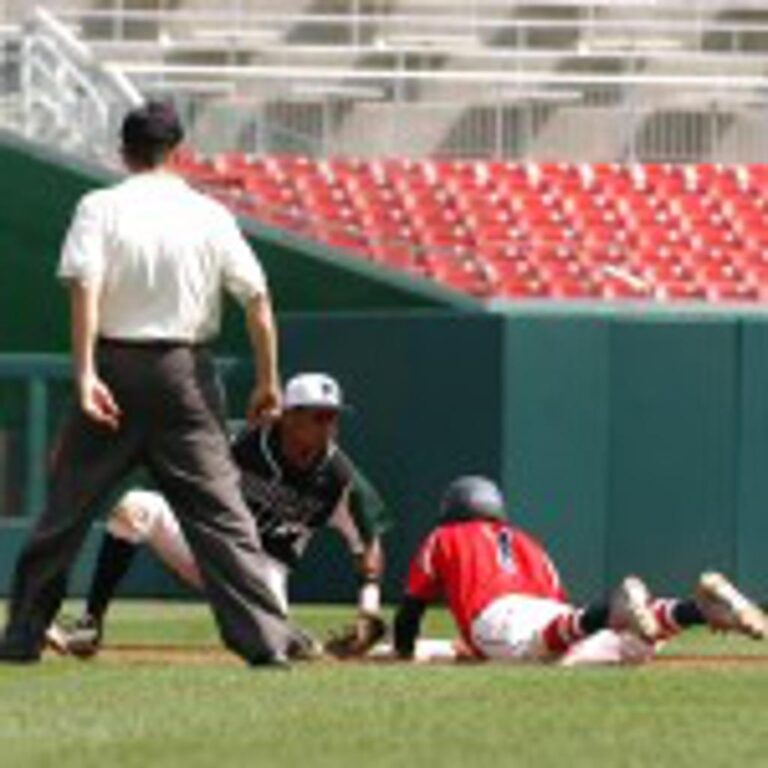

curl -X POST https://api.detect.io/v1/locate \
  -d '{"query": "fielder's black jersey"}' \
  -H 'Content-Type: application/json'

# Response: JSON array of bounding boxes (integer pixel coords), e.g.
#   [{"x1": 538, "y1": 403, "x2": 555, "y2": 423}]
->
[{"x1": 231, "y1": 424, "x2": 391, "y2": 568}]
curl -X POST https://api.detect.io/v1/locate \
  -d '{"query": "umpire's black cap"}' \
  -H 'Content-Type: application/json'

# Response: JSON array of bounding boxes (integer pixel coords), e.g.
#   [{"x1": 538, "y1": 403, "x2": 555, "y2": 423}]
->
[
  {"x1": 439, "y1": 475, "x2": 507, "y2": 524},
  {"x1": 121, "y1": 100, "x2": 184, "y2": 155}
]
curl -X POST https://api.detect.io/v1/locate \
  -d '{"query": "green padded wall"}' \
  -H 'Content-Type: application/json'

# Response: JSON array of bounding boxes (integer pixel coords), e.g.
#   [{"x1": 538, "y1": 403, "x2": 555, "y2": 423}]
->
[
  {"x1": 0, "y1": 140, "x2": 98, "y2": 352},
  {"x1": 6, "y1": 313, "x2": 768, "y2": 605},
  {"x1": 607, "y1": 319, "x2": 739, "y2": 594},
  {"x1": 736, "y1": 319, "x2": 768, "y2": 596},
  {"x1": 501, "y1": 316, "x2": 610, "y2": 599}
]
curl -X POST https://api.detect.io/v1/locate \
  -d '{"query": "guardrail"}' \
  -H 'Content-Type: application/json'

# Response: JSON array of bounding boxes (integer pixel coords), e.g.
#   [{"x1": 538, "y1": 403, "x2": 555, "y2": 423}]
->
[
  {"x1": 45, "y1": 3, "x2": 768, "y2": 53},
  {"x1": 0, "y1": 355, "x2": 68, "y2": 519},
  {"x1": 20, "y1": 7, "x2": 141, "y2": 159},
  {"x1": 0, "y1": 22, "x2": 21, "y2": 129},
  {"x1": 6, "y1": 4, "x2": 768, "y2": 162},
  {"x1": 145, "y1": 70, "x2": 768, "y2": 162}
]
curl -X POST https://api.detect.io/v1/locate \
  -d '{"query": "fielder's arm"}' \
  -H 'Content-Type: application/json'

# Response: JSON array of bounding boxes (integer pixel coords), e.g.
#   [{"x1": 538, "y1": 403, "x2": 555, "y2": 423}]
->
[
  {"x1": 328, "y1": 460, "x2": 392, "y2": 618},
  {"x1": 322, "y1": 484, "x2": 390, "y2": 659},
  {"x1": 322, "y1": 539, "x2": 387, "y2": 658},
  {"x1": 355, "y1": 538, "x2": 384, "y2": 615}
]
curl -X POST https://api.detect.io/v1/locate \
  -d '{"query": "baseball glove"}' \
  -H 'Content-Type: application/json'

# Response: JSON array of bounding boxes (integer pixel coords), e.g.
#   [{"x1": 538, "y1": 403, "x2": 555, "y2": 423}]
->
[{"x1": 323, "y1": 613, "x2": 388, "y2": 659}]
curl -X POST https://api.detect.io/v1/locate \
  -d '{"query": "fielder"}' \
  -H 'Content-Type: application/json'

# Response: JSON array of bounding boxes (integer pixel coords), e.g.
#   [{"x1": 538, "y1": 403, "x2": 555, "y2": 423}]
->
[
  {"x1": 49, "y1": 372, "x2": 391, "y2": 659},
  {"x1": 392, "y1": 476, "x2": 767, "y2": 665}
]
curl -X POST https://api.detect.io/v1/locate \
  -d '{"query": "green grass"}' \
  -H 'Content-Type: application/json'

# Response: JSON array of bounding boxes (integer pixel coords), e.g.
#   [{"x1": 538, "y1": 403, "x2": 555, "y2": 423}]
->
[{"x1": 1, "y1": 601, "x2": 768, "y2": 768}]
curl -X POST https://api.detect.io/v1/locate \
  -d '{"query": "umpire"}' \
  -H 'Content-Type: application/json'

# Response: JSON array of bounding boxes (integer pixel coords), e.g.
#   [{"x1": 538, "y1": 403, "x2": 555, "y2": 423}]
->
[{"x1": 0, "y1": 100, "x2": 300, "y2": 666}]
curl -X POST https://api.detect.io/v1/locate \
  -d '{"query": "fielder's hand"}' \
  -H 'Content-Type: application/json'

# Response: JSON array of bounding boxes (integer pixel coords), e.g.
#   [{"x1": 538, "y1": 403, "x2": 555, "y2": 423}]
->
[{"x1": 324, "y1": 613, "x2": 388, "y2": 660}]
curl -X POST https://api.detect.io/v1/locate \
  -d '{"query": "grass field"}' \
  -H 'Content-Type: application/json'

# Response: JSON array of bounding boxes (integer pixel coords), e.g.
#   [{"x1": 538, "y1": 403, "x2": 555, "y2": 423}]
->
[{"x1": 1, "y1": 601, "x2": 767, "y2": 768}]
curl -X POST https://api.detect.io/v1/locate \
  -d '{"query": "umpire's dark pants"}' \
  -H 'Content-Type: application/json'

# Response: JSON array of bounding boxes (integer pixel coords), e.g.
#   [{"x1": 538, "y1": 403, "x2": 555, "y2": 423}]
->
[{"x1": 4, "y1": 340, "x2": 296, "y2": 664}]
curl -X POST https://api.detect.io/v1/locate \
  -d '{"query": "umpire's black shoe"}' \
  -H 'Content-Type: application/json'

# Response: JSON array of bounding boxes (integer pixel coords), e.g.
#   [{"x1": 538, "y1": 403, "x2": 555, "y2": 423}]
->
[
  {"x1": 0, "y1": 638, "x2": 41, "y2": 664},
  {"x1": 248, "y1": 651, "x2": 292, "y2": 671}
]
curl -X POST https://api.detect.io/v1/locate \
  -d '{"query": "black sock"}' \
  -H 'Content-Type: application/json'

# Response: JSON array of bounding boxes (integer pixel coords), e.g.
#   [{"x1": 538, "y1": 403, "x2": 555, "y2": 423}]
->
[
  {"x1": 670, "y1": 599, "x2": 705, "y2": 628},
  {"x1": 578, "y1": 604, "x2": 611, "y2": 635},
  {"x1": 85, "y1": 533, "x2": 139, "y2": 621}
]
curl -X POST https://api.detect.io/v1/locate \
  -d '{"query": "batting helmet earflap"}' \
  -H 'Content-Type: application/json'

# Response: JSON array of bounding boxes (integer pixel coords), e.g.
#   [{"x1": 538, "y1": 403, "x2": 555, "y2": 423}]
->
[{"x1": 439, "y1": 476, "x2": 507, "y2": 524}]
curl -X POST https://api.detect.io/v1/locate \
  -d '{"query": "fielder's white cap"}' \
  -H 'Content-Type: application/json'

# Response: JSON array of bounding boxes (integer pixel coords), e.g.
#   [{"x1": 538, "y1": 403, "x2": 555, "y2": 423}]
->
[{"x1": 283, "y1": 373, "x2": 345, "y2": 411}]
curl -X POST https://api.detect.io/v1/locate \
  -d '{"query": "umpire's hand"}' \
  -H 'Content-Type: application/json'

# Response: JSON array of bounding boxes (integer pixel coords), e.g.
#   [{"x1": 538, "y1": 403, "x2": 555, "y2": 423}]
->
[
  {"x1": 78, "y1": 371, "x2": 122, "y2": 430},
  {"x1": 247, "y1": 382, "x2": 282, "y2": 426}
]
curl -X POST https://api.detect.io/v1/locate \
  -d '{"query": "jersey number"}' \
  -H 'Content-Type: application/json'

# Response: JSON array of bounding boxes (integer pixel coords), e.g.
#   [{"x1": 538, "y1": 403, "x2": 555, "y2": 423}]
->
[{"x1": 496, "y1": 529, "x2": 516, "y2": 574}]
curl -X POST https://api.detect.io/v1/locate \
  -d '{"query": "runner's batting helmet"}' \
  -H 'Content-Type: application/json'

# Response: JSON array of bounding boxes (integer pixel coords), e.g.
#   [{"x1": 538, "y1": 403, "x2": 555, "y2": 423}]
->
[{"x1": 439, "y1": 476, "x2": 507, "y2": 524}]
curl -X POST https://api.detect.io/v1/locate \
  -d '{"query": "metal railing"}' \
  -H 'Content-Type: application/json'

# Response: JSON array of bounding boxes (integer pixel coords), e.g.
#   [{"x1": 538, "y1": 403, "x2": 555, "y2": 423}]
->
[
  {"x1": 19, "y1": 7, "x2": 141, "y2": 159},
  {"x1": 4, "y1": 4, "x2": 768, "y2": 162},
  {"x1": 43, "y1": 3, "x2": 768, "y2": 54},
  {"x1": 140, "y1": 71, "x2": 768, "y2": 163},
  {"x1": 0, "y1": 354, "x2": 70, "y2": 519},
  {"x1": 0, "y1": 22, "x2": 21, "y2": 129}
]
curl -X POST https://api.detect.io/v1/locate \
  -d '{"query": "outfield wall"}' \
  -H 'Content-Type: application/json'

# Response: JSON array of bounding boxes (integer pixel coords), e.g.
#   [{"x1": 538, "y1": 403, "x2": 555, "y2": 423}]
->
[
  {"x1": 294, "y1": 309, "x2": 768, "y2": 605},
  {"x1": 501, "y1": 310, "x2": 741, "y2": 602},
  {"x1": 4, "y1": 311, "x2": 768, "y2": 606}
]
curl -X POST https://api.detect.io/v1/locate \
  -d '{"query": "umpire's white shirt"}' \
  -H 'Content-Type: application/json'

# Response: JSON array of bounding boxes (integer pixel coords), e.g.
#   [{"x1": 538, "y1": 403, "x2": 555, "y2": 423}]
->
[{"x1": 57, "y1": 172, "x2": 267, "y2": 342}]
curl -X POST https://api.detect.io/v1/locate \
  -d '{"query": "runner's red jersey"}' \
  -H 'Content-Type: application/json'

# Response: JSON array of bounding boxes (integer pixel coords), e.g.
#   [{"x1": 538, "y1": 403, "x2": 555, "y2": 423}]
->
[{"x1": 405, "y1": 519, "x2": 568, "y2": 641}]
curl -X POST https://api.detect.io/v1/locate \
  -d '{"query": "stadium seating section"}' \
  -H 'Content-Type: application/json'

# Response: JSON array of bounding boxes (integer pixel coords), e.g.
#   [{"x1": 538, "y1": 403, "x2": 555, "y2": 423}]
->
[{"x1": 171, "y1": 151, "x2": 768, "y2": 303}]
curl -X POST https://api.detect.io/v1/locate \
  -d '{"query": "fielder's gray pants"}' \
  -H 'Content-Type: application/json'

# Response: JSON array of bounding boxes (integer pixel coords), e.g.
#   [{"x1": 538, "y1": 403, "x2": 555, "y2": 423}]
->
[{"x1": 4, "y1": 340, "x2": 297, "y2": 664}]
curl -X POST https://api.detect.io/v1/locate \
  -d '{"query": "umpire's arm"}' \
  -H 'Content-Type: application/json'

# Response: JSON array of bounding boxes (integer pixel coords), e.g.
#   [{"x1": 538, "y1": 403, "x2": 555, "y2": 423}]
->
[
  {"x1": 218, "y1": 207, "x2": 281, "y2": 425},
  {"x1": 244, "y1": 293, "x2": 281, "y2": 424}
]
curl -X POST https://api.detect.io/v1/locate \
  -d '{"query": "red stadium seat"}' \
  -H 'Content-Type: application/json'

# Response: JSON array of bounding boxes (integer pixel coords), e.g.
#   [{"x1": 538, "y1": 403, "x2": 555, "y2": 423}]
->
[
  {"x1": 598, "y1": 277, "x2": 651, "y2": 301},
  {"x1": 498, "y1": 276, "x2": 550, "y2": 299},
  {"x1": 176, "y1": 156, "x2": 768, "y2": 303},
  {"x1": 547, "y1": 276, "x2": 601, "y2": 299}
]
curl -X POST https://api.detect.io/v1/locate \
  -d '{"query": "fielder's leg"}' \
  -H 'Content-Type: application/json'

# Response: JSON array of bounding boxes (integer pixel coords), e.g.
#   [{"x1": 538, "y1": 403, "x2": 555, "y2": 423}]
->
[
  {"x1": 52, "y1": 488, "x2": 205, "y2": 657},
  {"x1": 132, "y1": 490, "x2": 290, "y2": 615},
  {"x1": 106, "y1": 489, "x2": 204, "y2": 590},
  {"x1": 106, "y1": 488, "x2": 290, "y2": 613},
  {"x1": 56, "y1": 488, "x2": 293, "y2": 658}
]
